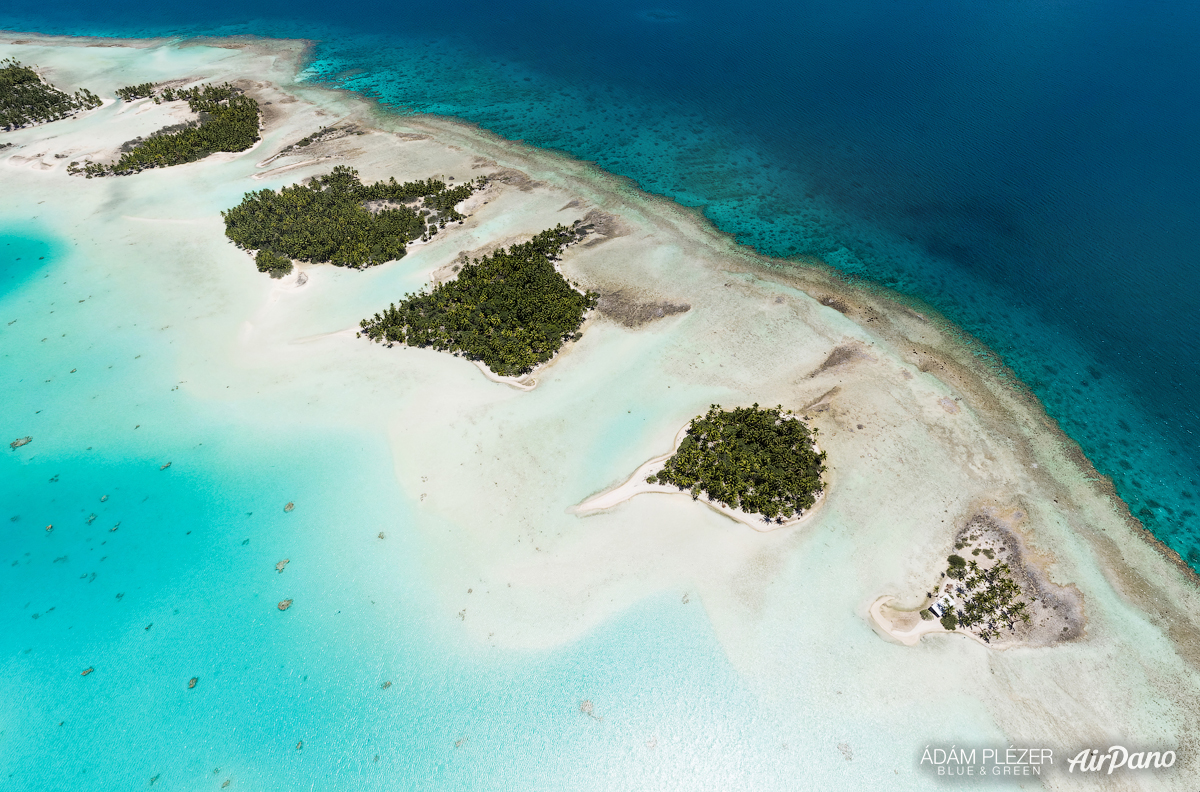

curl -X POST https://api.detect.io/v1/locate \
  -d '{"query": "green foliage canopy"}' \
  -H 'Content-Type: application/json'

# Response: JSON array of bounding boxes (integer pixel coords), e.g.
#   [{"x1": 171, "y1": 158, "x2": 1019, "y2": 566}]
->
[
  {"x1": 648, "y1": 404, "x2": 826, "y2": 521},
  {"x1": 255, "y1": 249, "x2": 293, "y2": 279},
  {"x1": 115, "y1": 82, "x2": 156, "y2": 102},
  {"x1": 951, "y1": 559, "x2": 1032, "y2": 642},
  {"x1": 939, "y1": 557, "x2": 1034, "y2": 643},
  {"x1": 222, "y1": 166, "x2": 477, "y2": 269},
  {"x1": 1, "y1": 58, "x2": 101, "y2": 130},
  {"x1": 70, "y1": 83, "x2": 260, "y2": 176},
  {"x1": 359, "y1": 225, "x2": 597, "y2": 376}
]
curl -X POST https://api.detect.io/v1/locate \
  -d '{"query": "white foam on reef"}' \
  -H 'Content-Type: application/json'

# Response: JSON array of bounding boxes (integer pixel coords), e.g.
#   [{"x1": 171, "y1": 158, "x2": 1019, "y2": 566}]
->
[{"x1": 3, "y1": 33, "x2": 1199, "y2": 789}]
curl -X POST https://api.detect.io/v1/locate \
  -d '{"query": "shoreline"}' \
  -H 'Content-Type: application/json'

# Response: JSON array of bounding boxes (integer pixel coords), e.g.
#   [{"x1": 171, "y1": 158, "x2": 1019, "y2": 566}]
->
[
  {"x1": 573, "y1": 422, "x2": 826, "y2": 532},
  {"x1": 2, "y1": 28, "x2": 1194, "y2": 593},
  {"x1": 867, "y1": 594, "x2": 1030, "y2": 651},
  {"x1": 0, "y1": 32, "x2": 1193, "y2": 589},
  {"x1": 5, "y1": 31, "x2": 1200, "y2": 779}
]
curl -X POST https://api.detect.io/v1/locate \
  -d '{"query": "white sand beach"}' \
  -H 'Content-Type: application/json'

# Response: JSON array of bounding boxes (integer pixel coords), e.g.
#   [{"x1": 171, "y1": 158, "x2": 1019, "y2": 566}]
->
[
  {"x1": 3, "y1": 31, "x2": 1199, "y2": 788},
  {"x1": 572, "y1": 422, "x2": 825, "y2": 531}
]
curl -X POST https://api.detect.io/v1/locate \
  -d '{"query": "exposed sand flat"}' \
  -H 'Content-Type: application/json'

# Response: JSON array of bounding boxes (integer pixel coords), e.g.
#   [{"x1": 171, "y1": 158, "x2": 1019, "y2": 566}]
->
[
  {"x1": 3, "y1": 31, "x2": 1199, "y2": 787},
  {"x1": 870, "y1": 596, "x2": 946, "y2": 647}
]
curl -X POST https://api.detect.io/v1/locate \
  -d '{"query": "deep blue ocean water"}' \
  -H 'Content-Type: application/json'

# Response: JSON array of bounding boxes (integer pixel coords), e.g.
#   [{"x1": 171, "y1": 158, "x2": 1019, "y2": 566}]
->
[{"x1": 2, "y1": 1, "x2": 1197, "y2": 571}]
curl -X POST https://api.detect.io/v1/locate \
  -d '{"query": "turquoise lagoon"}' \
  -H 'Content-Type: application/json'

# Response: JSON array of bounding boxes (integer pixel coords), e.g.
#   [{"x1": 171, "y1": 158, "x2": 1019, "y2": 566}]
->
[
  {"x1": 4, "y1": 0, "x2": 1200, "y2": 784},
  {"x1": 2, "y1": 0, "x2": 1196, "y2": 569},
  {"x1": 0, "y1": 228, "x2": 755, "y2": 789},
  {"x1": 0, "y1": 222, "x2": 997, "y2": 789}
]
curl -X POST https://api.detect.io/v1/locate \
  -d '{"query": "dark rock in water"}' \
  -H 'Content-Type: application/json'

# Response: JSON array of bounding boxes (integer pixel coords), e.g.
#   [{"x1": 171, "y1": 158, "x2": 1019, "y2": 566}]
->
[
  {"x1": 81, "y1": 667, "x2": 93, "y2": 676},
  {"x1": 188, "y1": 677, "x2": 198, "y2": 689},
  {"x1": 284, "y1": 502, "x2": 295, "y2": 512},
  {"x1": 10, "y1": 436, "x2": 32, "y2": 450},
  {"x1": 278, "y1": 599, "x2": 293, "y2": 611}
]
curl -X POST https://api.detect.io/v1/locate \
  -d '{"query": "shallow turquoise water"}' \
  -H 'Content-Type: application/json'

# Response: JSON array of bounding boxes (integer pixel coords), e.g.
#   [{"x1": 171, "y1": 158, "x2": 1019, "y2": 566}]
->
[
  {"x1": 0, "y1": 227, "x2": 846, "y2": 790},
  {"x1": 3, "y1": 2, "x2": 1200, "y2": 785},
  {"x1": 1, "y1": 228, "x2": 61, "y2": 299},
  {"x1": 3, "y1": 1, "x2": 1194, "y2": 569}
]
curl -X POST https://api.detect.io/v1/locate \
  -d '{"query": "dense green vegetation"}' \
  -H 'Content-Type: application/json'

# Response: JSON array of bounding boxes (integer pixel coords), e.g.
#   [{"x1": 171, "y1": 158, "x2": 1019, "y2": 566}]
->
[
  {"x1": 949, "y1": 558, "x2": 1031, "y2": 643},
  {"x1": 115, "y1": 82, "x2": 156, "y2": 102},
  {"x1": 1, "y1": 58, "x2": 102, "y2": 130},
  {"x1": 255, "y1": 249, "x2": 293, "y2": 278},
  {"x1": 222, "y1": 166, "x2": 480, "y2": 269},
  {"x1": 359, "y1": 225, "x2": 597, "y2": 376},
  {"x1": 647, "y1": 404, "x2": 826, "y2": 521},
  {"x1": 935, "y1": 555, "x2": 1032, "y2": 643},
  {"x1": 68, "y1": 83, "x2": 260, "y2": 177}
]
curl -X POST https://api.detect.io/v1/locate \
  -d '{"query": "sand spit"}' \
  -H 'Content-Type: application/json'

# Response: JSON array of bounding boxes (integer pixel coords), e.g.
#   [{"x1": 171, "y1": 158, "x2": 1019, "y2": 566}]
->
[
  {"x1": 4, "y1": 31, "x2": 1200, "y2": 785},
  {"x1": 573, "y1": 423, "x2": 825, "y2": 532}
]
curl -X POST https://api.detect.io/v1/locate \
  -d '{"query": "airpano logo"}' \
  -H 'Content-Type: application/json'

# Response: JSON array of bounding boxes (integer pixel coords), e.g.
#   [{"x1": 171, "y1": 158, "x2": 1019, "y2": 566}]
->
[
  {"x1": 917, "y1": 743, "x2": 1179, "y2": 782},
  {"x1": 1067, "y1": 746, "x2": 1175, "y2": 774}
]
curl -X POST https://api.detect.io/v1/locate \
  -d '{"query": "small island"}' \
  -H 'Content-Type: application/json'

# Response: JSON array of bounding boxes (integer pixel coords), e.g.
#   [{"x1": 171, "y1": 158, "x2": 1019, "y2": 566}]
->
[
  {"x1": 69, "y1": 82, "x2": 260, "y2": 177},
  {"x1": 222, "y1": 165, "x2": 478, "y2": 275},
  {"x1": 1, "y1": 57, "x2": 101, "y2": 130},
  {"x1": 870, "y1": 513, "x2": 1084, "y2": 648},
  {"x1": 359, "y1": 224, "x2": 597, "y2": 377},
  {"x1": 576, "y1": 404, "x2": 827, "y2": 529}
]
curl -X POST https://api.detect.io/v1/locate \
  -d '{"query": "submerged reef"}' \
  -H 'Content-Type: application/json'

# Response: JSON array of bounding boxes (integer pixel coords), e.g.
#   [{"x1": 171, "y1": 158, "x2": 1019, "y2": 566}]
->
[
  {"x1": 359, "y1": 224, "x2": 597, "y2": 376},
  {"x1": 0, "y1": 58, "x2": 101, "y2": 130},
  {"x1": 222, "y1": 166, "x2": 479, "y2": 272},
  {"x1": 648, "y1": 404, "x2": 826, "y2": 521}
]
